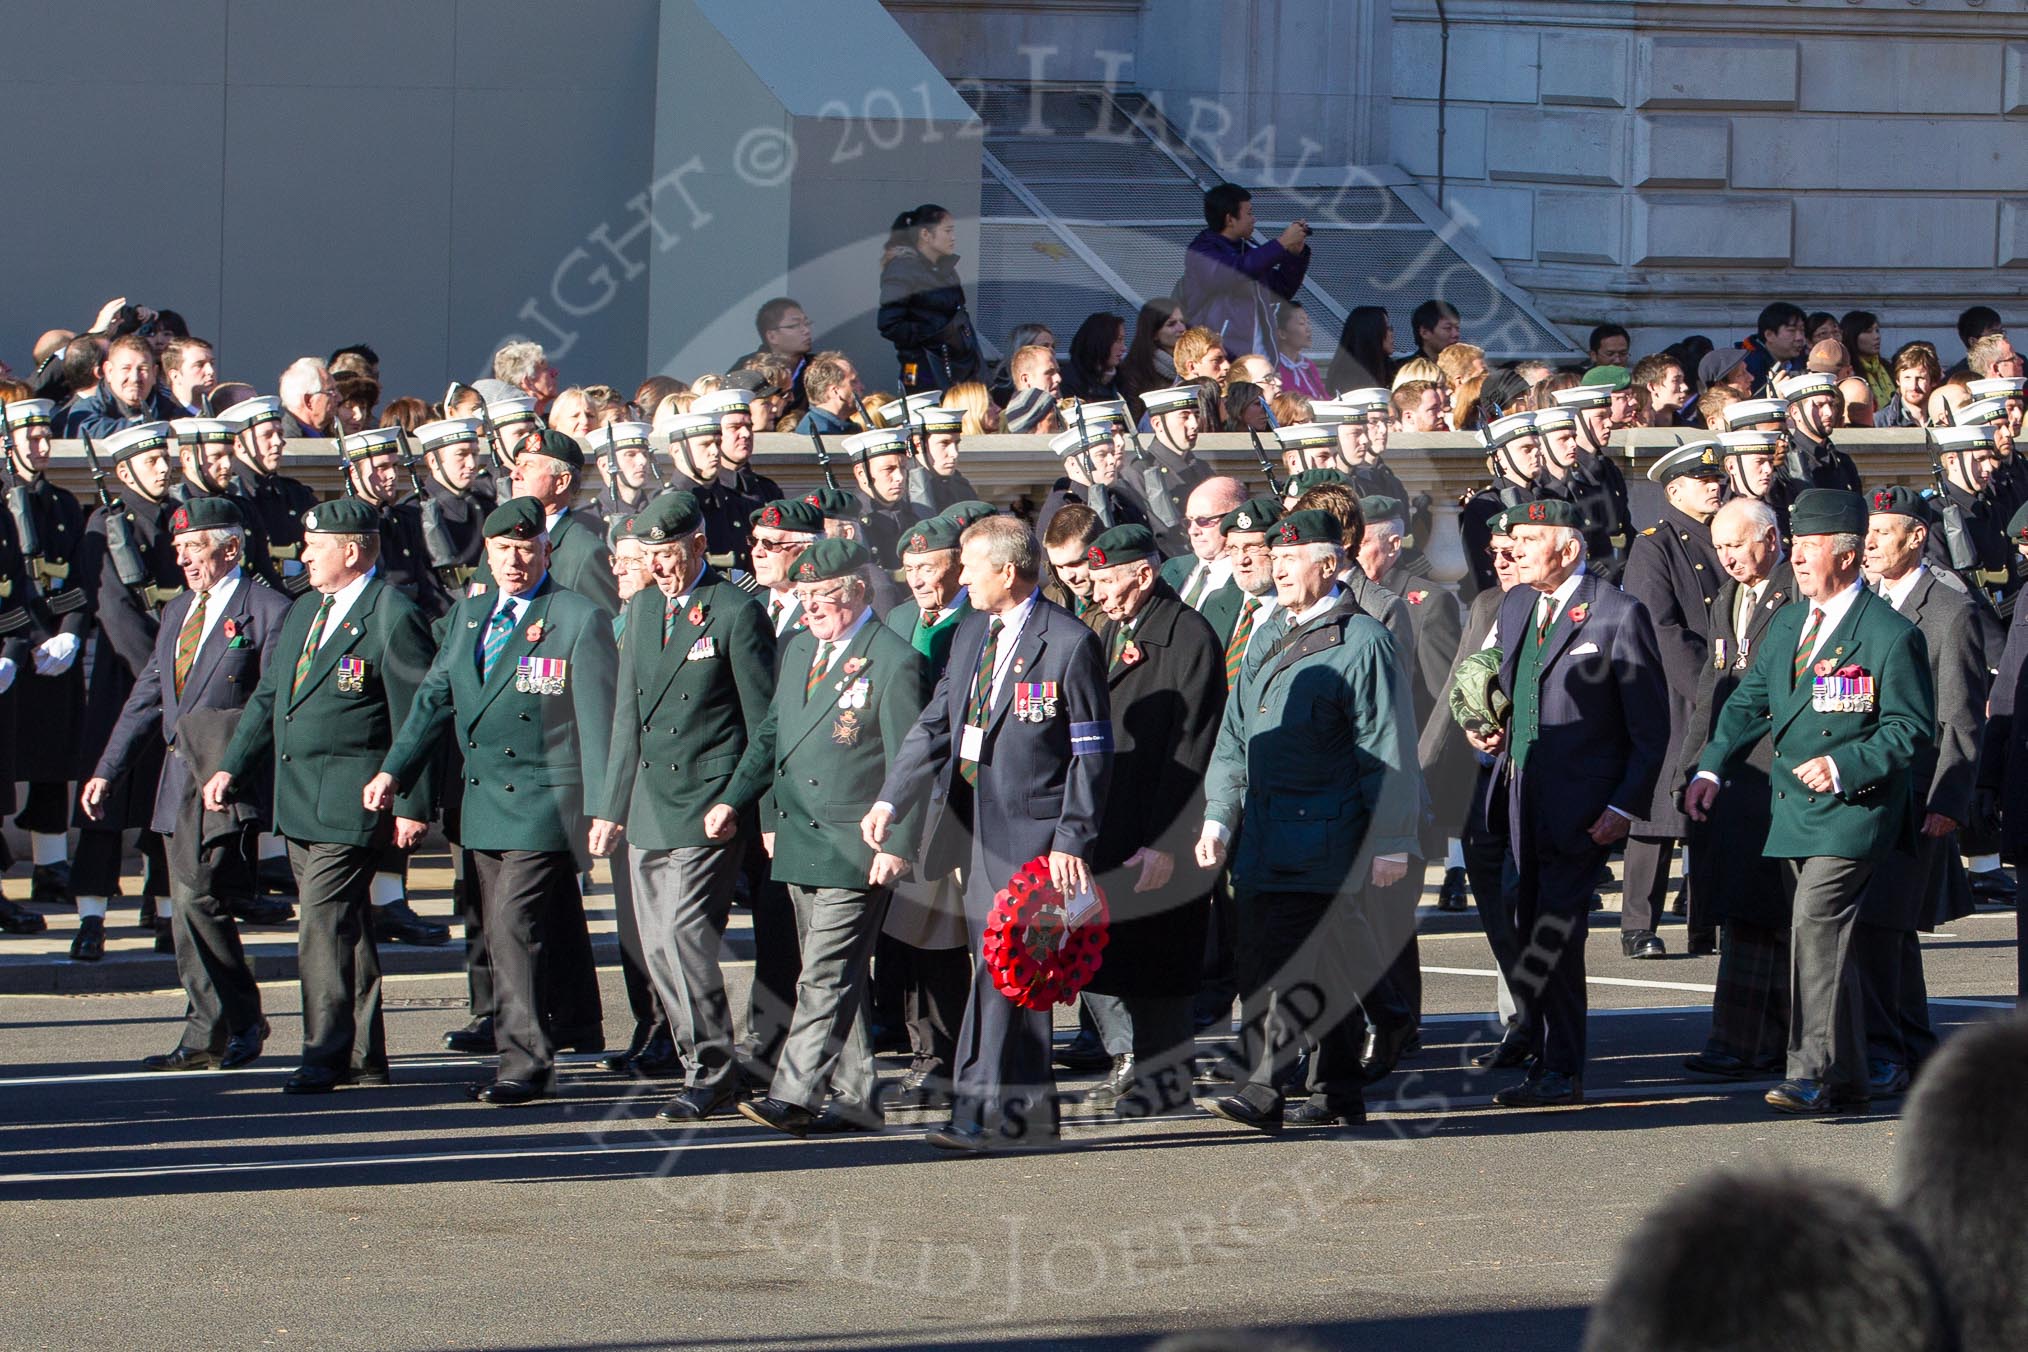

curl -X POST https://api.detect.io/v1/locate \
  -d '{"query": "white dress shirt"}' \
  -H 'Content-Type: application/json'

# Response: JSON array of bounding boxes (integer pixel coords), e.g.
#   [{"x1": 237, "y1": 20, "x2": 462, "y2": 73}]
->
[
  {"x1": 188, "y1": 567, "x2": 244, "y2": 654},
  {"x1": 977, "y1": 590, "x2": 1038, "y2": 714},
  {"x1": 1876, "y1": 564, "x2": 1925, "y2": 612},
  {"x1": 308, "y1": 570, "x2": 373, "y2": 649}
]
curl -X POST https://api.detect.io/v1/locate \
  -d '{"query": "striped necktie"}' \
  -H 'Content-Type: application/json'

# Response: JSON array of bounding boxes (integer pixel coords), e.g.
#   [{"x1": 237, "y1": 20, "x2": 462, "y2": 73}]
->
[
  {"x1": 293, "y1": 594, "x2": 333, "y2": 694},
  {"x1": 1182, "y1": 563, "x2": 1209, "y2": 609},
  {"x1": 1534, "y1": 593, "x2": 1554, "y2": 647},
  {"x1": 1792, "y1": 606, "x2": 1824, "y2": 686},
  {"x1": 768, "y1": 597, "x2": 783, "y2": 632},
  {"x1": 960, "y1": 618, "x2": 1003, "y2": 786},
  {"x1": 806, "y1": 640, "x2": 832, "y2": 700},
  {"x1": 663, "y1": 596, "x2": 679, "y2": 648},
  {"x1": 173, "y1": 589, "x2": 208, "y2": 696},
  {"x1": 479, "y1": 601, "x2": 517, "y2": 680},
  {"x1": 1224, "y1": 597, "x2": 1258, "y2": 690}
]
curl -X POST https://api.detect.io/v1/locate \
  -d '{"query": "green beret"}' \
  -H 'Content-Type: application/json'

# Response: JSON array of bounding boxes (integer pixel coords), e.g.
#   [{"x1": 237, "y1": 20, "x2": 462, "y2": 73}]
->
[
  {"x1": 1221, "y1": 495, "x2": 1283, "y2": 537},
  {"x1": 1789, "y1": 488, "x2": 1866, "y2": 538},
  {"x1": 634, "y1": 491, "x2": 703, "y2": 541},
  {"x1": 1449, "y1": 646, "x2": 1512, "y2": 737},
  {"x1": 1357, "y1": 494, "x2": 1407, "y2": 525},
  {"x1": 483, "y1": 496, "x2": 547, "y2": 541},
  {"x1": 941, "y1": 500, "x2": 998, "y2": 531},
  {"x1": 1488, "y1": 506, "x2": 1514, "y2": 537},
  {"x1": 525, "y1": 428, "x2": 584, "y2": 471},
  {"x1": 791, "y1": 537, "x2": 870, "y2": 584},
  {"x1": 803, "y1": 487, "x2": 860, "y2": 521},
  {"x1": 1270, "y1": 509, "x2": 1341, "y2": 547},
  {"x1": 1287, "y1": 468, "x2": 1348, "y2": 496},
  {"x1": 901, "y1": 515, "x2": 963, "y2": 556},
  {"x1": 301, "y1": 498, "x2": 379, "y2": 535},
  {"x1": 1084, "y1": 523, "x2": 1157, "y2": 569},
  {"x1": 1867, "y1": 485, "x2": 1933, "y2": 526},
  {"x1": 1581, "y1": 365, "x2": 1632, "y2": 392},
  {"x1": 748, "y1": 497, "x2": 824, "y2": 535},
  {"x1": 2009, "y1": 501, "x2": 2028, "y2": 545},
  {"x1": 1512, "y1": 498, "x2": 1583, "y2": 530},
  {"x1": 168, "y1": 496, "x2": 243, "y2": 536}
]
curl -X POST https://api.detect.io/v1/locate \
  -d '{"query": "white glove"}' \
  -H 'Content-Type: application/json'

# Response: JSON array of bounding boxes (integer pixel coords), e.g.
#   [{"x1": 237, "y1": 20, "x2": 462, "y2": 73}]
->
[
  {"x1": 0, "y1": 657, "x2": 20, "y2": 694},
  {"x1": 32, "y1": 633, "x2": 79, "y2": 677}
]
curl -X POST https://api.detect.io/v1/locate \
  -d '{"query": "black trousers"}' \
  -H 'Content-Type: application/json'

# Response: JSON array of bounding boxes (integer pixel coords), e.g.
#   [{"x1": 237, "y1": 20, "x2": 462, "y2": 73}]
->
[
  {"x1": 1503, "y1": 815, "x2": 1601, "y2": 1078},
  {"x1": 1192, "y1": 868, "x2": 1241, "y2": 1023},
  {"x1": 167, "y1": 820, "x2": 262, "y2": 1051},
  {"x1": 742, "y1": 874, "x2": 801, "y2": 1078},
  {"x1": 14, "y1": 780, "x2": 71, "y2": 837},
  {"x1": 886, "y1": 938, "x2": 970, "y2": 1081},
  {"x1": 949, "y1": 839, "x2": 1059, "y2": 1143},
  {"x1": 73, "y1": 827, "x2": 168, "y2": 901},
  {"x1": 1705, "y1": 917, "x2": 1788, "y2": 1068},
  {"x1": 1620, "y1": 835, "x2": 1676, "y2": 933},
  {"x1": 464, "y1": 849, "x2": 602, "y2": 1085},
  {"x1": 1232, "y1": 889, "x2": 1370, "y2": 1113},
  {"x1": 1855, "y1": 921, "x2": 1936, "y2": 1069},
  {"x1": 289, "y1": 840, "x2": 386, "y2": 1075}
]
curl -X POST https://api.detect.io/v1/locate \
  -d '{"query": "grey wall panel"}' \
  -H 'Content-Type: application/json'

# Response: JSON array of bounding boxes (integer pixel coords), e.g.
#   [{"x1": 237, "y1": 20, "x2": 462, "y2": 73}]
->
[{"x1": 225, "y1": 0, "x2": 456, "y2": 87}]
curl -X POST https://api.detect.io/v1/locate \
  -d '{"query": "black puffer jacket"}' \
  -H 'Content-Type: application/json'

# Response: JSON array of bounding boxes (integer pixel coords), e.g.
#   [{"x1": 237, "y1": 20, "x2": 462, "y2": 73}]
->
[{"x1": 877, "y1": 246, "x2": 982, "y2": 390}]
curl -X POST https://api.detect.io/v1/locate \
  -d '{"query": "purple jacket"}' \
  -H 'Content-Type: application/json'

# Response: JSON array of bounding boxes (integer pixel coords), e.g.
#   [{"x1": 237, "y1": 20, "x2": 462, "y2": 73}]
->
[{"x1": 1175, "y1": 229, "x2": 1309, "y2": 362}]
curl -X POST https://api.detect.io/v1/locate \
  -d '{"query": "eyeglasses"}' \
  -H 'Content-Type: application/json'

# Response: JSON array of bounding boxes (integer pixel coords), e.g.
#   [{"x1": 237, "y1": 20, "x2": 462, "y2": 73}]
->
[
  {"x1": 749, "y1": 535, "x2": 808, "y2": 554},
  {"x1": 1489, "y1": 549, "x2": 1516, "y2": 564},
  {"x1": 1188, "y1": 514, "x2": 1226, "y2": 529}
]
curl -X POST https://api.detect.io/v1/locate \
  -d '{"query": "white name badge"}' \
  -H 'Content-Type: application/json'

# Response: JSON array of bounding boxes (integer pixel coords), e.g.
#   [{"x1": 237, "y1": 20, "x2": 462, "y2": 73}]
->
[{"x1": 959, "y1": 723, "x2": 985, "y2": 763}]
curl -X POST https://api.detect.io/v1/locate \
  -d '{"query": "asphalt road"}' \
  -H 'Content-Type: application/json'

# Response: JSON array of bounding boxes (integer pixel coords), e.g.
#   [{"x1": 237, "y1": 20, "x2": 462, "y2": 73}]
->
[{"x1": 0, "y1": 904, "x2": 2016, "y2": 1352}]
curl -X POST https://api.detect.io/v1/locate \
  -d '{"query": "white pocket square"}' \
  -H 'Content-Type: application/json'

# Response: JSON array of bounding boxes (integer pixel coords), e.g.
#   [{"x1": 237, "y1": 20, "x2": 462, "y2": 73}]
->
[{"x1": 1568, "y1": 641, "x2": 1601, "y2": 657}]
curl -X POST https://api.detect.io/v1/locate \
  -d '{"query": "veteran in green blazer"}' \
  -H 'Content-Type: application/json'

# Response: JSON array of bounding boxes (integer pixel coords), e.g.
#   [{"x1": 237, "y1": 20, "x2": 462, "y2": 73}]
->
[
  {"x1": 474, "y1": 428, "x2": 623, "y2": 615},
  {"x1": 1688, "y1": 488, "x2": 1934, "y2": 1116},
  {"x1": 367, "y1": 497, "x2": 618, "y2": 1106},
  {"x1": 208, "y1": 498, "x2": 437, "y2": 1093},
  {"x1": 711, "y1": 538, "x2": 926, "y2": 1137},
  {"x1": 589, "y1": 493, "x2": 776, "y2": 1123}
]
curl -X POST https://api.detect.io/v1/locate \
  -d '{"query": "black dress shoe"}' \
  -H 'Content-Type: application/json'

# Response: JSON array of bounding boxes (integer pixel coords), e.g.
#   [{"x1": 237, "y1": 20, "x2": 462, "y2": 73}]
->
[
  {"x1": 737, "y1": 1096, "x2": 816, "y2": 1136},
  {"x1": 601, "y1": 1027, "x2": 651, "y2": 1074},
  {"x1": 1204, "y1": 1093, "x2": 1284, "y2": 1136},
  {"x1": 1493, "y1": 1071, "x2": 1583, "y2": 1107},
  {"x1": 371, "y1": 896, "x2": 450, "y2": 947},
  {"x1": 1968, "y1": 864, "x2": 2017, "y2": 900},
  {"x1": 1687, "y1": 930, "x2": 1718, "y2": 957},
  {"x1": 220, "y1": 1024, "x2": 267, "y2": 1069},
  {"x1": 1868, "y1": 1059, "x2": 1912, "y2": 1097},
  {"x1": 1683, "y1": 1051, "x2": 1754, "y2": 1079},
  {"x1": 1473, "y1": 1036, "x2": 1537, "y2": 1070},
  {"x1": 144, "y1": 1046, "x2": 221, "y2": 1071},
  {"x1": 0, "y1": 898, "x2": 47, "y2": 934},
  {"x1": 630, "y1": 1047, "x2": 687, "y2": 1079},
  {"x1": 228, "y1": 896, "x2": 296, "y2": 926},
  {"x1": 69, "y1": 914, "x2": 106, "y2": 962},
  {"x1": 1766, "y1": 1078, "x2": 1869, "y2": 1114},
  {"x1": 1622, "y1": 929, "x2": 1666, "y2": 959},
  {"x1": 1086, "y1": 1054, "x2": 1135, "y2": 1109},
  {"x1": 467, "y1": 1079, "x2": 547, "y2": 1106},
  {"x1": 444, "y1": 1018, "x2": 496, "y2": 1055},
  {"x1": 924, "y1": 1123, "x2": 991, "y2": 1153},
  {"x1": 658, "y1": 1083, "x2": 740, "y2": 1122},
  {"x1": 30, "y1": 862, "x2": 73, "y2": 907},
  {"x1": 1053, "y1": 1033, "x2": 1111, "y2": 1073},
  {"x1": 1287, "y1": 1099, "x2": 1366, "y2": 1128},
  {"x1": 284, "y1": 1067, "x2": 346, "y2": 1094},
  {"x1": 809, "y1": 1102, "x2": 885, "y2": 1134},
  {"x1": 152, "y1": 922, "x2": 175, "y2": 954},
  {"x1": 1435, "y1": 866, "x2": 1469, "y2": 911},
  {"x1": 1360, "y1": 1020, "x2": 1416, "y2": 1084}
]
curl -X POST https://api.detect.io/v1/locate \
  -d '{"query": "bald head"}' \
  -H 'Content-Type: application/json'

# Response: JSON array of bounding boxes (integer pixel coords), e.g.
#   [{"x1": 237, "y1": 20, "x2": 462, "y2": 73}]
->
[
  {"x1": 1806, "y1": 339, "x2": 1849, "y2": 376},
  {"x1": 1184, "y1": 475, "x2": 1248, "y2": 562},
  {"x1": 32, "y1": 330, "x2": 73, "y2": 365}
]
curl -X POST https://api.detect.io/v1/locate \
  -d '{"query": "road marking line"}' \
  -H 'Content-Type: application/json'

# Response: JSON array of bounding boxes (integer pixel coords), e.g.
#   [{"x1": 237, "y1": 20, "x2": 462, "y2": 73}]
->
[{"x1": 1421, "y1": 964, "x2": 1719, "y2": 994}]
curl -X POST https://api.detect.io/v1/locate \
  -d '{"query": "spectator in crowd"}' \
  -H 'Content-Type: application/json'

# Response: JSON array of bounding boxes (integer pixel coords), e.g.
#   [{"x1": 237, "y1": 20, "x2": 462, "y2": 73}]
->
[
  {"x1": 1008, "y1": 343, "x2": 1062, "y2": 404},
  {"x1": 877, "y1": 203, "x2": 982, "y2": 392},
  {"x1": 548, "y1": 388, "x2": 592, "y2": 436},
  {"x1": 742, "y1": 297, "x2": 813, "y2": 417},
  {"x1": 1002, "y1": 387, "x2": 1059, "y2": 435},
  {"x1": 1807, "y1": 339, "x2": 1875, "y2": 427},
  {"x1": 1273, "y1": 301, "x2": 1326, "y2": 400},
  {"x1": 1806, "y1": 311, "x2": 1841, "y2": 347},
  {"x1": 1966, "y1": 331, "x2": 2023, "y2": 381},
  {"x1": 1326, "y1": 304, "x2": 1397, "y2": 393},
  {"x1": 60, "y1": 334, "x2": 184, "y2": 436},
  {"x1": 1230, "y1": 353, "x2": 1279, "y2": 401},
  {"x1": 1876, "y1": 342, "x2": 1943, "y2": 428},
  {"x1": 1739, "y1": 301, "x2": 1808, "y2": 391},
  {"x1": 1060, "y1": 312, "x2": 1126, "y2": 404},
  {"x1": 1171, "y1": 327, "x2": 1229, "y2": 385},
  {"x1": 1949, "y1": 304, "x2": 2004, "y2": 378},
  {"x1": 1448, "y1": 372, "x2": 1487, "y2": 432},
  {"x1": 333, "y1": 371, "x2": 379, "y2": 434},
  {"x1": 379, "y1": 396, "x2": 429, "y2": 433},
  {"x1": 1391, "y1": 355, "x2": 1445, "y2": 392},
  {"x1": 944, "y1": 380, "x2": 1000, "y2": 435},
  {"x1": 794, "y1": 351, "x2": 861, "y2": 437},
  {"x1": 1175, "y1": 182, "x2": 1310, "y2": 364},
  {"x1": 1116, "y1": 298, "x2": 1186, "y2": 414},
  {"x1": 492, "y1": 340, "x2": 560, "y2": 415},
  {"x1": 1586, "y1": 324, "x2": 1631, "y2": 369},
  {"x1": 159, "y1": 337, "x2": 218, "y2": 416},
  {"x1": 275, "y1": 357, "x2": 338, "y2": 438},
  {"x1": 1843, "y1": 310, "x2": 1893, "y2": 407},
  {"x1": 1220, "y1": 381, "x2": 1270, "y2": 433},
  {"x1": 1435, "y1": 342, "x2": 1485, "y2": 392},
  {"x1": 987, "y1": 322, "x2": 1053, "y2": 407},
  {"x1": 1409, "y1": 299, "x2": 1461, "y2": 362},
  {"x1": 1632, "y1": 353, "x2": 1689, "y2": 427},
  {"x1": 1392, "y1": 379, "x2": 1445, "y2": 434},
  {"x1": 328, "y1": 342, "x2": 379, "y2": 382}
]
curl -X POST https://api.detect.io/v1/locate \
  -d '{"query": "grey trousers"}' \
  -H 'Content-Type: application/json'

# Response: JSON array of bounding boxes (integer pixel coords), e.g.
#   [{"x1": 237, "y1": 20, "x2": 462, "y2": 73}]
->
[
  {"x1": 167, "y1": 819, "x2": 262, "y2": 1052},
  {"x1": 289, "y1": 840, "x2": 385, "y2": 1075},
  {"x1": 1785, "y1": 856, "x2": 1873, "y2": 1092},
  {"x1": 632, "y1": 844, "x2": 742, "y2": 1093},
  {"x1": 773, "y1": 883, "x2": 891, "y2": 1113}
]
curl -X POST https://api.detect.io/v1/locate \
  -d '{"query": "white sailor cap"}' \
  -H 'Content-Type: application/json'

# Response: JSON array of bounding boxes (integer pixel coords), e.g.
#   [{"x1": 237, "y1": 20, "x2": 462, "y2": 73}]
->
[
  {"x1": 1048, "y1": 426, "x2": 1103, "y2": 460},
  {"x1": 873, "y1": 390, "x2": 946, "y2": 429},
  {"x1": 1273, "y1": 423, "x2": 1336, "y2": 451},
  {"x1": 101, "y1": 422, "x2": 173, "y2": 461},
  {"x1": 1309, "y1": 400, "x2": 1360, "y2": 425},
  {"x1": 916, "y1": 405, "x2": 965, "y2": 433},
  {"x1": 1138, "y1": 385, "x2": 1202, "y2": 415},
  {"x1": 1933, "y1": 423, "x2": 1998, "y2": 454},
  {"x1": 1967, "y1": 376, "x2": 2027, "y2": 401},
  {"x1": 692, "y1": 388, "x2": 756, "y2": 419},
  {"x1": 485, "y1": 396, "x2": 541, "y2": 429},
  {"x1": 1073, "y1": 398, "x2": 1131, "y2": 431},
  {"x1": 1719, "y1": 398, "x2": 1789, "y2": 431},
  {"x1": 843, "y1": 426, "x2": 912, "y2": 462},
  {"x1": 413, "y1": 417, "x2": 484, "y2": 451},
  {"x1": 664, "y1": 412, "x2": 721, "y2": 443},
  {"x1": 218, "y1": 395, "x2": 285, "y2": 432},
  {"x1": 1717, "y1": 429, "x2": 1784, "y2": 457},
  {"x1": 1645, "y1": 440, "x2": 1726, "y2": 484},
  {"x1": 1485, "y1": 412, "x2": 1539, "y2": 448},
  {"x1": 1777, "y1": 371, "x2": 1839, "y2": 403},
  {"x1": 1337, "y1": 387, "x2": 1394, "y2": 414},
  {"x1": 2, "y1": 398, "x2": 55, "y2": 429},
  {"x1": 1531, "y1": 406, "x2": 1577, "y2": 433},
  {"x1": 1955, "y1": 396, "x2": 2012, "y2": 428},
  {"x1": 1550, "y1": 385, "x2": 1613, "y2": 412},
  {"x1": 170, "y1": 417, "x2": 235, "y2": 445},
  {"x1": 338, "y1": 426, "x2": 404, "y2": 463},
  {"x1": 597, "y1": 420, "x2": 653, "y2": 451}
]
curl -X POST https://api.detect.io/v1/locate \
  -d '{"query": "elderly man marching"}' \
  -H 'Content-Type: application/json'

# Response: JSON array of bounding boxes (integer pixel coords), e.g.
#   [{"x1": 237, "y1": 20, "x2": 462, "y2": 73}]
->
[{"x1": 1196, "y1": 508, "x2": 1420, "y2": 1132}]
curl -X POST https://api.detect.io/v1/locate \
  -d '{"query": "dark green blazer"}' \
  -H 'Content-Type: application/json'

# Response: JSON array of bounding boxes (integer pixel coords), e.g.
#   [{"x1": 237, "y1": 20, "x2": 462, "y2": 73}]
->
[
  {"x1": 596, "y1": 573, "x2": 776, "y2": 850},
  {"x1": 221, "y1": 577, "x2": 436, "y2": 845},
  {"x1": 1159, "y1": 555, "x2": 1244, "y2": 643},
  {"x1": 1698, "y1": 584, "x2": 1934, "y2": 860},
  {"x1": 730, "y1": 616, "x2": 925, "y2": 889},
  {"x1": 381, "y1": 576, "x2": 617, "y2": 856},
  {"x1": 884, "y1": 594, "x2": 971, "y2": 676}
]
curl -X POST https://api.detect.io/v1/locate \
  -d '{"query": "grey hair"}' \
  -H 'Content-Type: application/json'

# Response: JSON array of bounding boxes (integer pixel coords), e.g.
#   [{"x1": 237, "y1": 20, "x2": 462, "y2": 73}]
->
[
  {"x1": 521, "y1": 453, "x2": 574, "y2": 482},
  {"x1": 961, "y1": 514, "x2": 1042, "y2": 581},
  {"x1": 1368, "y1": 515, "x2": 1407, "y2": 542},
  {"x1": 1826, "y1": 532, "x2": 1862, "y2": 557},
  {"x1": 186, "y1": 526, "x2": 246, "y2": 550},
  {"x1": 492, "y1": 340, "x2": 547, "y2": 387},
  {"x1": 1716, "y1": 495, "x2": 1778, "y2": 539},
  {"x1": 276, "y1": 357, "x2": 328, "y2": 402},
  {"x1": 1295, "y1": 540, "x2": 1345, "y2": 571}
]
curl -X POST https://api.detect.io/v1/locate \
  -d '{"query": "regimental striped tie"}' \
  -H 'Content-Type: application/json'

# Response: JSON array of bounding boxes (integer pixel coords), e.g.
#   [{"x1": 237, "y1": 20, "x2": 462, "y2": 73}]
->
[
  {"x1": 1182, "y1": 563, "x2": 1209, "y2": 609},
  {"x1": 479, "y1": 601, "x2": 517, "y2": 680},
  {"x1": 1224, "y1": 596, "x2": 1258, "y2": 690},
  {"x1": 1793, "y1": 606, "x2": 1824, "y2": 687},
  {"x1": 663, "y1": 596, "x2": 679, "y2": 648},
  {"x1": 293, "y1": 594, "x2": 333, "y2": 695},
  {"x1": 960, "y1": 618, "x2": 1002, "y2": 786},
  {"x1": 173, "y1": 589, "x2": 208, "y2": 696},
  {"x1": 1534, "y1": 593, "x2": 1554, "y2": 647},
  {"x1": 768, "y1": 597, "x2": 783, "y2": 632},
  {"x1": 1108, "y1": 623, "x2": 1131, "y2": 670},
  {"x1": 806, "y1": 640, "x2": 832, "y2": 701}
]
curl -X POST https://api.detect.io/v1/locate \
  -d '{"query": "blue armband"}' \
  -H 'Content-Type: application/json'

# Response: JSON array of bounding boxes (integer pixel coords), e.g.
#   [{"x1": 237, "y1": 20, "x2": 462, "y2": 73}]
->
[{"x1": 1069, "y1": 720, "x2": 1112, "y2": 756}]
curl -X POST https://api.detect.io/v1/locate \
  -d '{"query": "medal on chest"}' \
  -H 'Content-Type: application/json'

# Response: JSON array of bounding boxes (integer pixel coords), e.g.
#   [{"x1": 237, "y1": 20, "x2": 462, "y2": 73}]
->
[
  {"x1": 516, "y1": 656, "x2": 569, "y2": 695},
  {"x1": 1012, "y1": 681, "x2": 1060, "y2": 723},
  {"x1": 335, "y1": 655, "x2": 368, "y2": 693}
]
